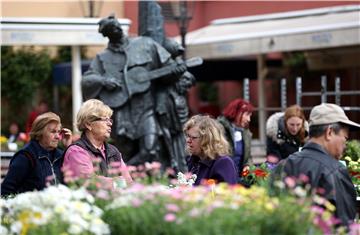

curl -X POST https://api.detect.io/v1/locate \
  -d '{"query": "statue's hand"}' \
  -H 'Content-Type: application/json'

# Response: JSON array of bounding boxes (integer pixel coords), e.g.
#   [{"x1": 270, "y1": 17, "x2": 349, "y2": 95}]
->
[
  {"x1": 103, "y1": 77, "x2": 120, "y2": 90},
  {"x1": 171, "y1": 62, "x2": 187, "y2": 76}
]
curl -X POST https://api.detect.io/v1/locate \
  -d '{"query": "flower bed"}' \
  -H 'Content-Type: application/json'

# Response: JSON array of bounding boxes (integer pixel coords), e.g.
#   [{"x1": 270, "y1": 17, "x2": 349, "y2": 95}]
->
[
  {"x1": 1, "y1": 183, "x2": 342, "y2": 235},
  {"x1": 1, "y1": 160, "x2": 358, "y2": 235},
  {"x1": 104, "y1": 183, "x2": 329, "y2": 235},
  {"x1": 1, "y1": 185, "x2": 109, "y2": 235}
]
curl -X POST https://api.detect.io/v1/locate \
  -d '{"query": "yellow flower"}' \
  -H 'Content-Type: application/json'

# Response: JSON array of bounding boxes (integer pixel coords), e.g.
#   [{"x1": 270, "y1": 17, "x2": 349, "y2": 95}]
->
[
  {"x1": 344, "y1": 156, "x2": 352, "y2": 162},
  {"x1": 324, "y1": 201, "x2": 336, "y2": 212},
  {"x1": 0, "y1": 136, "x2": 8, "y2": 144}
]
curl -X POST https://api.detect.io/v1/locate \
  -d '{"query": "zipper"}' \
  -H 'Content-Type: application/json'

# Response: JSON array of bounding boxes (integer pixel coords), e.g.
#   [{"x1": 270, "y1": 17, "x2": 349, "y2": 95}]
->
[{"x1": 39, "y1": 155, "x2": 61, "y2": 185}]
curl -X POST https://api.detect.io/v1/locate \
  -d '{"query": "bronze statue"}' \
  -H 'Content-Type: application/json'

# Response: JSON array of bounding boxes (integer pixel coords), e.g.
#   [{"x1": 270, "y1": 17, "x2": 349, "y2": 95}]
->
[{"x1": 82, "y1": 13, "x2": 201, "y2": 172}]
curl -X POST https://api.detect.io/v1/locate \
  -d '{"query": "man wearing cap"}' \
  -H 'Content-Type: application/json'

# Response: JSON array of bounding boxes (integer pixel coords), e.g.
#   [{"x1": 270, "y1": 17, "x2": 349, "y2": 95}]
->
[{"x1": 270, "y1": 103, "x2": 358, "y2": 227}]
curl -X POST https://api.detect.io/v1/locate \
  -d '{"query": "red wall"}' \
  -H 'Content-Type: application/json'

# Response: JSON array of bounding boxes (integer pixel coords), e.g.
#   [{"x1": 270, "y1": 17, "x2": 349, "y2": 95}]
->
[{"x1": 124, "y1": 1, "x2": 358, "y2": 36}]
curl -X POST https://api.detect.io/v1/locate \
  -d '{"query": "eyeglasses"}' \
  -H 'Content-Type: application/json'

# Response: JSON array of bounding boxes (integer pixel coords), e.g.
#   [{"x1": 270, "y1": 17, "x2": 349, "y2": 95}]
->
[
  {"x1": 94, "y1": 117, "x2": 113, "y2": 124},
  {"x1": 185, "y1": 133, "x2": 200, "y2": 141}
]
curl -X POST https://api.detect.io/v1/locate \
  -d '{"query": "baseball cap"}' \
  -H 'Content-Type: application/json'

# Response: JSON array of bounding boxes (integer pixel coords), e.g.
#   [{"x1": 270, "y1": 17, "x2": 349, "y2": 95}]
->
[{"x1": 309, "y1": 103, "x2": 360, "y2": 130}]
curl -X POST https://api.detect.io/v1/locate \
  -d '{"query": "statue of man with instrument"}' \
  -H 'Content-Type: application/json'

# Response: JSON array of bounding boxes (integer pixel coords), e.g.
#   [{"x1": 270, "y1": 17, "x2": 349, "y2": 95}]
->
[{"x1": 81, "y1": 14, "x2": 187, "y2": 165}]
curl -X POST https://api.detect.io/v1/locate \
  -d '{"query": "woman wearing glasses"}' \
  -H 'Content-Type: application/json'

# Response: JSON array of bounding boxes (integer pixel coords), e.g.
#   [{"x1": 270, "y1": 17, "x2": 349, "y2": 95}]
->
[
  {"x1": 62, "y1": 99, "x2": 132, "y2": 186},
  {"x1": 184, "y1": 115, "x2": 237, "y2": 186}
]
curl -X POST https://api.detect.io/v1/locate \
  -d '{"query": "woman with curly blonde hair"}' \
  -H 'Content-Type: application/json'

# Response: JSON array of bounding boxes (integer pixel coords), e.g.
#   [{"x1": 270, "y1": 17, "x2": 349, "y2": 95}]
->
[{"x1": 183, "y1": 115, "x2": 237, "y2": 185}]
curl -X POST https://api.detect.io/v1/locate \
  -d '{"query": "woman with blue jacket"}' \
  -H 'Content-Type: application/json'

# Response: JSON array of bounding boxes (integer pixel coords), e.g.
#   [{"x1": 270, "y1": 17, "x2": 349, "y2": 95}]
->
[{"x1": 1, "y1": 112, "x2": 72, "y2": 197}]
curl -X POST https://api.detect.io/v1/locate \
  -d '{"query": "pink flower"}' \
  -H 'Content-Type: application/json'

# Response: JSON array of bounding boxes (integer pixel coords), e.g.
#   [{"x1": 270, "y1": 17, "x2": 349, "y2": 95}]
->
[
  {"x1": 164, "y1": 213, "x2": 176, "y2": 222},
  {"x1": 110, "y1": 161, "x2": 122, "y2": 168},
  {"x1": 188, "y1": 208, "x2": 201, "y2": 217},
  {"x1": 298, "y1": 173, "x2": 309, "y2": 183},
  {"x1": 131, "y1": 198, "x2": 143, "y2": 207},
  {"x1": 151, "y1": 161, "x2": 161, "y2": 169},
  {"x1": 284, "y1": 176, "x2": 296, "y2": 188},
  {"x1": 18, "y1": 132, "x2": 28, "y2": 142},
  {"x1": 165, "y1": 168, "x2": 175, "y2": 176},
  {"x1": 349, "y1": 223, "x2": 360, "y2": 235},
  {"x1": 166, "y1": 203, "x2": 180, "y2": 212}
]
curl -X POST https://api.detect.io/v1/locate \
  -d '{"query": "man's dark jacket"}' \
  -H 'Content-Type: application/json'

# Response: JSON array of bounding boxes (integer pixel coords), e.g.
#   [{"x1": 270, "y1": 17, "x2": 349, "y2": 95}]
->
[{"x1": 271, "y1": 142, "x2": 356, "y2": 226}]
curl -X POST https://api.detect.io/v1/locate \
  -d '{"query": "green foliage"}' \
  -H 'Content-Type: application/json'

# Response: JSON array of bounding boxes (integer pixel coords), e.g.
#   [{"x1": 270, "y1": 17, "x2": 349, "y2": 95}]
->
[
  {"x1": 343, "y1": 140, "x2": 360, "y2": 196},
  {"x1": 1, "y1": 46, "x2": 52, "y2": 108},
  {"x1": 283, "y1": 52, "x2": 306, "y2": 68},
  {"x1": 53, "y1": 46, "x2": 88, "y2": 63},
  {"x1": 343, "y1": 140, "x2": 360, "y2": 162},
  {"x1": 198, "y1": 82, "x2": 218, "y2": 104}
]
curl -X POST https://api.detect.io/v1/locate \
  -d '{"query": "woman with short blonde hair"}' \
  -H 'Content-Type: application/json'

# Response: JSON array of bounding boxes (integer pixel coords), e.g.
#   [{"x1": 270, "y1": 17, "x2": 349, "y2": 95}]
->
[
  {"x1": 76, "y1": 99, "x2": 113, "y2": 132},
  {"x1": 184, "y1": 115, "x2": 237, "y2": 185},
  {"x1": 63, "y1": 99, "x2": 132, "y2": 186}
]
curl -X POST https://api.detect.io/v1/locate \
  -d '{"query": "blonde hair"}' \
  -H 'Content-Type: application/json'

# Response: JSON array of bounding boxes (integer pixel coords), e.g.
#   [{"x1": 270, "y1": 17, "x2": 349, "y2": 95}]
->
[
  {"x1": 30, "y1": 112, "x2": 61, "y2": 140},
  {"x1": 183, "y1": 115, "x2": 231, "y2": 160},
  {"x1": 77, "y1": 99, "x2": 113, "y2": 132}
]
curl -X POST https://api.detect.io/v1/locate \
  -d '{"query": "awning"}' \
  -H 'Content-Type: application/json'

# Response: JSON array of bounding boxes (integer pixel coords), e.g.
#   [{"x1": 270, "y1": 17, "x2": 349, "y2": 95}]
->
[
  {"x1": 184, "y1": 5, "x2": 360, "y2": 59},
  {"x1": 0, "y1": 17, "x2": 131, "y2": 133},
  {"x1": 1, "y1": 17, "x2": 131, "y2": 45}
]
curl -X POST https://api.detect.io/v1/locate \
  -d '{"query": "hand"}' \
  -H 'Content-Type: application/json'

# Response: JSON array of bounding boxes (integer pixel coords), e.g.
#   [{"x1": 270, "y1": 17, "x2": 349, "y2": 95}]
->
[
  {"x1": 103, "y1": 77, "x2": 120, "y2": 90},
  {"x1": 172, "y1": 63, "x2": 187, "y2": 76},
  {"x1": 61, "y1": 128, "x2": 72, "y2": 148}
]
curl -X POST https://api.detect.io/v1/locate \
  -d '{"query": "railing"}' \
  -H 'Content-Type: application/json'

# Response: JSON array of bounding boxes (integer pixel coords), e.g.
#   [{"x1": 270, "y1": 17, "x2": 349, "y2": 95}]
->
[{"x1": 1, "y1": 152, "x2": 14, "y2": 181}]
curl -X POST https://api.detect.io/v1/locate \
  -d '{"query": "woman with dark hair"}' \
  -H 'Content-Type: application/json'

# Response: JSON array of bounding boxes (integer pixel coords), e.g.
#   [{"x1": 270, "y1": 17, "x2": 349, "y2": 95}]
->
[
  {"x1": 266, "y1": 104, "x2": 308, "y2": 165},
  {"x1": 217, "y1": 98, "x2": 254, "y2": 175}
]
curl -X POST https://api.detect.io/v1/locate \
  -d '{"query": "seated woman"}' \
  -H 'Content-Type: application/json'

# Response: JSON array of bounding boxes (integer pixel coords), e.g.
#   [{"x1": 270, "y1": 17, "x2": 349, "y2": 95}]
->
[
  {"x1": 62, "y1": 99, "x2": 132, "y2": 186},
  {"x1": 184, "y1": 115, "x2": 237, "y2": 186},
  {"x1": 266, "y1": 104, "x2": 308, "y2": 165},
  {"x1": 1, "y1": 112, "x2": 72, "y2": 196}
]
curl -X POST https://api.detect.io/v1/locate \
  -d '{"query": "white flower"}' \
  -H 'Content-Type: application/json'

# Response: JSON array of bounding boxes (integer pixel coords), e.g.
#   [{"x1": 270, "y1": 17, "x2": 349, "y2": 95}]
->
[
  {"x1": 0, "y1": 225, "x2": 9, "y2": 235},
  {"x1": 2, "y1": 185, "x2": 108, "y2": 235},
  {"x1": 174, "y1": 172, "x2": 197, "y2": 187},
  {"x1": 68, "y1": 224, "x2": 83, "y2": 234},
  {"x1": 10, "y1": 221, "x2": 22, "y2": 234}
]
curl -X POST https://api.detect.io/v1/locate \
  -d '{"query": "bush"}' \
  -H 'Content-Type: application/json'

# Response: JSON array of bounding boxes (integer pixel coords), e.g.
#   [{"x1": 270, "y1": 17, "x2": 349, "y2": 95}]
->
[
  {"x1": 1, "y1": 46, "x2": 52, "y2": 131},
  {"x1": 343, "y1": 140, "x2": 360, "y2": 195}
]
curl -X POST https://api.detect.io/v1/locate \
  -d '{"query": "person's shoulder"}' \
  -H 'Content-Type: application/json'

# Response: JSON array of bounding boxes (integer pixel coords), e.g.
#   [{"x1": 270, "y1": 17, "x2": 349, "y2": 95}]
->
[
  {"x1": 287, "y1": 147, "x2": 339, "y2": 170},
  {"x1": 130, "y1": 36, "x2": 156, "y2": 45},
  {"x1": 64, "y1": 144, "x2": 89, "y2": 157},
  {"x1": 266, "y1": 112, "x2": 284, "y2": 140},
  {"x1": 215, "y1": 156, "x2": 234, "y2": 164},
  {"x1": 217, "y1": 116, "x2": 230, "y2": 128}
]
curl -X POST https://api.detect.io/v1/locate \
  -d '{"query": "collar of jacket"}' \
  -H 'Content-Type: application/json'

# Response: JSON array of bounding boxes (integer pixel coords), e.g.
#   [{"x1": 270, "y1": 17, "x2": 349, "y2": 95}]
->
[
  {"x1": 77, "y1": 133, "x2": 117, "y2": 158},
  {"x1": 107, "y1": 38, "x2": 130, "y2": 52},
  {"x1": 22, "y1": 140, "x2": 62, "y2": 161},
  {"x1": 191, "y1": 155, "x2": 217, "y2": 167},
  {"x1": 302, "y1": 141, "x2": 331, "y2": 156}
]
